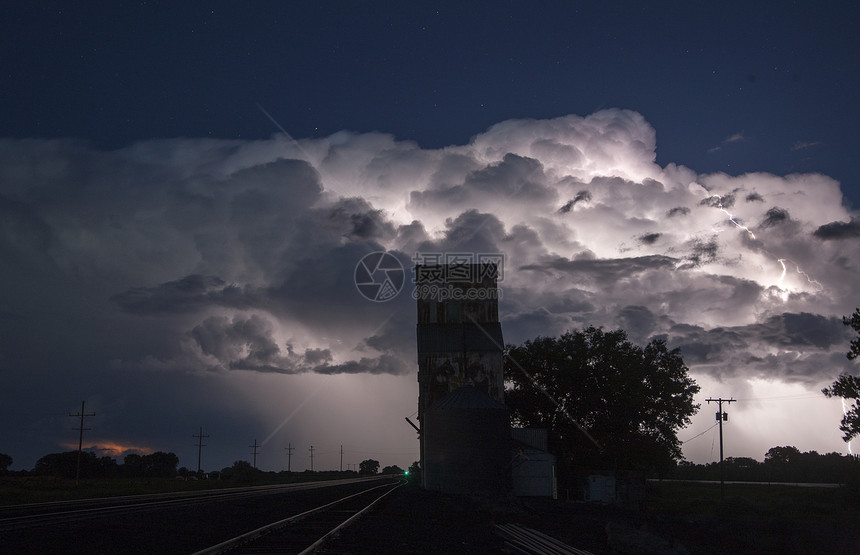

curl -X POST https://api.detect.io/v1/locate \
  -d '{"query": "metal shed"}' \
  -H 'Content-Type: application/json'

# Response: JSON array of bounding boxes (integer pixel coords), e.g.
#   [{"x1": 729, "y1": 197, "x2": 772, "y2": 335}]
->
[{"x1": 511, "y1": 428, "x2": 557, "y2": 498}]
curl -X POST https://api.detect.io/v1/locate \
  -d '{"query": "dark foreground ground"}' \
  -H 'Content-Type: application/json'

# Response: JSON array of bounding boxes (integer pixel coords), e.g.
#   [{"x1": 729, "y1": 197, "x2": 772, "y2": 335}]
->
[
  {"x1": 323, "y1": 480, "x2": 860, "y2": 554},
  {"x1": 4, "y1": 477, "x2": 859, "y2": 553}
]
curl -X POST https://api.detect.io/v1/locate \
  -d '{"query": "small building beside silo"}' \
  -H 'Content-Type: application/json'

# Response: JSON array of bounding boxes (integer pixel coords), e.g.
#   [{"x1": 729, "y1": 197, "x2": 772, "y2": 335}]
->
[{"x1": 511, "y1": 428, "x2": 557, "y2": 498}]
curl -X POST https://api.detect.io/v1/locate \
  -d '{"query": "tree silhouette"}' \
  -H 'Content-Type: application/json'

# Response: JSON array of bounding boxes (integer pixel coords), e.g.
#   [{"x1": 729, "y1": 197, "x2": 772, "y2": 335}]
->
[
  {"x1": 359, "y1": 459, "x2": 380, "y2": 475},
  {"x1": 229, "y1": 460, "x2": 257, "y2": 482},
  {"x1": 407, "y1": 461, "x2": 421, "y2": 483},
  {"x1": 823, "y1": 308, "x2": 860, "y2": 442},
  {"x1": 34, "y1": 451, "x2": 117, "y2": 478},
  {"x1": 140, "y1": 451, "x2": 179, "y2": 477},
  {"x1": 121, "y1": 453, "x2": 144, "y2": 477},
  {"x1": 0, "y1": 453, "x2": 12, "y2": 474},
  {"x1": 673, "y1": 446, "x2": 860, "y2": 483},
  {"x1": 505, "y1": 327, "x2": 700, "y2": 478}
]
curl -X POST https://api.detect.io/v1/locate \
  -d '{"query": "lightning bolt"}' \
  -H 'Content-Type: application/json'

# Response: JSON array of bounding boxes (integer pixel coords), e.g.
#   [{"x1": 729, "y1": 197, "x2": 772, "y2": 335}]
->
[
  {"x1": 776, "y1": 259, "x2": 789, "y2": 302},
  {"x1": 784, "y1": 258, "x2": 824, "y2": 292},
  {"x1": 707, "y1": 195, "x2": 824, "y2": 301},
  {"x1": 711, "y1": 195, "x2": 756, "y2": 239},
  {"x1": 260, "y1": 382, "x2": 324, "y2": 447}
]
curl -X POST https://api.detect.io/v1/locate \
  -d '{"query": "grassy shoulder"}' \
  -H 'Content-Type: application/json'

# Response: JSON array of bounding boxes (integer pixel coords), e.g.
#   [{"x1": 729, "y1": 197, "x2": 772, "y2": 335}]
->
[
  {"x1": 642, "y1": 480, "x2": 860, "y2": 554},
  {"x1": 328, "y1": 479, "x2": 860, "y2": 554}
]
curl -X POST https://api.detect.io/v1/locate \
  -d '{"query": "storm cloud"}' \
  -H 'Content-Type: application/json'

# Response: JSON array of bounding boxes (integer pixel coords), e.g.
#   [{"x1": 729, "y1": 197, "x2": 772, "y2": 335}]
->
[{"x1": 2, "y1": 109, "x2": 860, "y2": 468}]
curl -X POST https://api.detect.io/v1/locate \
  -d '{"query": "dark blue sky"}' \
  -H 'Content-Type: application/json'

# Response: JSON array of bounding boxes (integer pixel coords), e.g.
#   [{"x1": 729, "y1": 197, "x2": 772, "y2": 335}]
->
[{"x1": 3, "y1": 2, "x2": 858, "y2": 205}]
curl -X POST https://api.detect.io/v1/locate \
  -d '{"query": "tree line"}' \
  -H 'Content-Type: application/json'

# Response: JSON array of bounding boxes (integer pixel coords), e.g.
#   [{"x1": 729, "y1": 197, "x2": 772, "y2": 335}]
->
[
  {"x1": 0, "y1": 450, "x2": 407, "y2": 481},
  {"x1": 672, "y1": 445, "x2": 860, "y2": 484},
  {"x1": 0, "y1": 451, "x2": 181, "y2": 479}
]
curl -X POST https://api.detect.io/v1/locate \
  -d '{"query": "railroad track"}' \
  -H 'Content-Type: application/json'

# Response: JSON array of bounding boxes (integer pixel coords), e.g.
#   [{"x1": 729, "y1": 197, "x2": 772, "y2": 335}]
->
[
  {"x1": 193, "y1": 478, "x2": 403, "y2": 554},
  {"x1": 496, "y1": 523, "x2": 594, "y2": 555},
  {"x1": 0, "y1": 477, "x2": 383, "y2": 534}
]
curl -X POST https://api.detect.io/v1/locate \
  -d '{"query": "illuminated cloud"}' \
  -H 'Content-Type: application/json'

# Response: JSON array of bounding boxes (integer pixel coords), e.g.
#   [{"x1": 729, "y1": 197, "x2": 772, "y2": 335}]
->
[{"x1": 2, "y1": 109, "x2": 859, "y2": 466}]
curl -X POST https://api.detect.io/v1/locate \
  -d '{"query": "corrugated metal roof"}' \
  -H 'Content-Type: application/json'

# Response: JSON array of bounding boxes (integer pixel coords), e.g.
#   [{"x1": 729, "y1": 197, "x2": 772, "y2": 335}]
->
[
  {"x1": 428, "y1": 385, "x2": 509, "y2": 411},
  {"x1": 511, "y1": 428, "x2": 549, "y2": 452},
  {"x1": 416, "y1": 322, "x2": 503, "y2": 353}
]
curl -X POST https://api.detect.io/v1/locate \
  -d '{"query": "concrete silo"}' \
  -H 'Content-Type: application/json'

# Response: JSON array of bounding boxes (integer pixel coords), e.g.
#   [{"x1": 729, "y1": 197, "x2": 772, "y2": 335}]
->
[{"x1": 416, "y1": 262, "x2": 510, "y2": 494}]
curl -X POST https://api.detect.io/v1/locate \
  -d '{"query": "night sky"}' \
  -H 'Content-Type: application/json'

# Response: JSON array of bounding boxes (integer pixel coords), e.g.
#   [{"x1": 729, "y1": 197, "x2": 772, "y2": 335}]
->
[{"x1": 2, "y1": 2, "x2": 859, "y2": 473}]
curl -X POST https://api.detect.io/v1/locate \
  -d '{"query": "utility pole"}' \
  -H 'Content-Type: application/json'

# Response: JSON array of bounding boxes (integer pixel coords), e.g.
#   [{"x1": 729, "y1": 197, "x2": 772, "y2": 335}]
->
[
  {"x1": 249, "y1": 439, "x2": 260, "y2": 470},
  {"x1": 193, "y1": 427, "x2": 209, "y2": 476},
  {"x1": 69, "y1": 401, "x2": 95, "y2": 486},
  {"x1": 706, "y1": 397, "x2": 736, "y2": 501},
  {"x1": 285, "y1": 443, "x2": 294, "y2": 472},
  {"x1": 340, "y1": 445, "x2": 343, "y2": 472},
  {"x1": 309, "y1": 445, "x2": 315, "y2": 471}
]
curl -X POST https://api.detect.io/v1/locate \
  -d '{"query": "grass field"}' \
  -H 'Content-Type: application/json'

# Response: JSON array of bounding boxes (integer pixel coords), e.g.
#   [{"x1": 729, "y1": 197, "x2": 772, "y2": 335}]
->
[{"x1": 642, "y1": 480, "x2": 860, "y2": 554}]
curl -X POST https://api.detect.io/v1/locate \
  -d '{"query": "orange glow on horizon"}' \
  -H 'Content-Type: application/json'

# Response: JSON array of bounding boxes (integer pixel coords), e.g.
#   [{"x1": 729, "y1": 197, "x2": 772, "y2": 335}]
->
[{"x1": 59, "y1": 440, "x2": 155, "y2": 458}]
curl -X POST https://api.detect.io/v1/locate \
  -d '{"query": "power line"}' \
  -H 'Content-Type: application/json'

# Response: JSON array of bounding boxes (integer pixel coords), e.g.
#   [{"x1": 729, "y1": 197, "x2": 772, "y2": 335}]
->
[
  {"x1": 706, "y1": 397, "x2": 736, "y2": 501},
  {"x1": 681, "y1": 422, "x2": 719, "y2": 444},
  {"x1": 69, "y1": 401, "x2": 95, "y2": 486},
  {"x1": 193, "y1": 426, "x2": 208, "y2": 475},
  {"x1": 734, "y1": 394, "x2": 823, "y2": 402},
  {"x1": 285, "y1": 443, "x2": 294, "y2": 472},
  {"x1": 249, "y1": 439, "x2": 260, "y2": 469},
  {"x1": 710, "y1": 424, "x2": 717, "y2": 460}
]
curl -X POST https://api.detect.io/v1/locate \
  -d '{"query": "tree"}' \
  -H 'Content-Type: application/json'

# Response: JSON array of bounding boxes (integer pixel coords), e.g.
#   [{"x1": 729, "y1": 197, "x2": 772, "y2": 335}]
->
[
  {"x1": 505, "y1": 327, "x2": 700, "y2": 478},
  {"x1": 764, "y1": 445, "x2": 802, "y2": 466},
  {"x1": 407, "y1": 461, "x2": 421, "y2": 483},
  {"x1": 230, "y1": 460, "x2": 257, "y2": 482},
  {"x1": 34, "y1": 451, "x2": 117, "y2": 478},
  {"x1": 34, "y1": 451, "x2": 79, "y2": 477},
  {"x1": 381, "y1": 465, "x2": 404, "y2": 475},
  {"x1": 822, "y1": 308, "x2": 860, "y2": 442},
  {"x1": 359, "y1": 459, "x2": 380, "y2": 475},
  {"x1": 121, "y1": 453, "x2": 144, "y2": 477},
  {"x1": 140, "y1": 451, "x2": 179, "y2": 477},
  {"x1": 0, "y1": 453, "x2": 11, "y2": 474}
]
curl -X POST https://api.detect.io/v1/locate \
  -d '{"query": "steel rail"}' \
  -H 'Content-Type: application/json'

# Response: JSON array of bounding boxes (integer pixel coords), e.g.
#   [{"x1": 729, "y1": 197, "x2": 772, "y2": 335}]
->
[
  {"x1": 0, "y1": 477, "x2": 381, "y2": 532},
  {"x1": 495, "y1": 523, "x2": 594, "y2": 555},
  {"x1": 191, "y1": 479, "x2": 402, "y2": 555},
  {"x1": 297, "y1": 479, "x2": 404, "y2": 554}
]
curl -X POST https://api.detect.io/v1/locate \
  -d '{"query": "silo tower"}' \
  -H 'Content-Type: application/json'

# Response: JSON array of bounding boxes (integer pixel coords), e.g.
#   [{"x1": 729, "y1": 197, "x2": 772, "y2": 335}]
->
[{"x1": 415, "y1": 262, "x2": 509, "y2": 494}]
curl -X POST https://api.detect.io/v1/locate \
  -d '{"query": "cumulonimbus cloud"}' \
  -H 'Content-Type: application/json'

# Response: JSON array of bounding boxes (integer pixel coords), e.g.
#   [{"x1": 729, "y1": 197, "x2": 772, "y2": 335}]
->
[{"x1": 1, "y1": 109, "x2": 858, "y2": 386}]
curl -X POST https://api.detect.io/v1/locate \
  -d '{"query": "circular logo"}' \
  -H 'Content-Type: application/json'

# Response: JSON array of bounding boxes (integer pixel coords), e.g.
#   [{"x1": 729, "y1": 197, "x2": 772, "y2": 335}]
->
[{"x1": 354, "y1": 251, "x2": 405, "y2": 302}]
